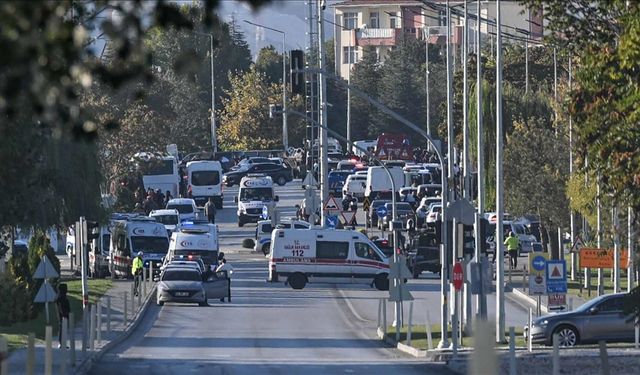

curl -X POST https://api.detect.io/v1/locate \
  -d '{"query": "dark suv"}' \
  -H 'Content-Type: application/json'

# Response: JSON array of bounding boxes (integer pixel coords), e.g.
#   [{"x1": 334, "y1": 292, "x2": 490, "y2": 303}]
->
[{"x1": 223, "y1": 163, "x2": 292, "y2": 187}]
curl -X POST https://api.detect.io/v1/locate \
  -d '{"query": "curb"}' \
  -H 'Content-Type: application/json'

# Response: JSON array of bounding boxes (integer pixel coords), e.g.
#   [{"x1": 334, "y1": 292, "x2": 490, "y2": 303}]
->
[
  {"x1": 376, "y1": 327, "x2": 427, "y2": 358},
  {"x1": 73, "y1": 285, "x2": 156, "y2": 375},
  {"x1": 509, "y1": 286, "x2": 549, "y2": 315}
]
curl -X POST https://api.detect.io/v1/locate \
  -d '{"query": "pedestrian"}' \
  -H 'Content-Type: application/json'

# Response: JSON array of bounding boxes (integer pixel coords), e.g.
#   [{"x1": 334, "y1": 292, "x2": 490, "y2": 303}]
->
[
  {"x1": 155, "y1": 189, "x2": 165, "y2": 207},
  {"x1": 132, "y1": 251, "x2": 144, "y2": 296},
  {"x1": 404, "y1": 189, "x2": 416, "y2": 208},
  {"x1": 349, "y1": 195, "x2": 358, "y2": 225},
  {"x1": 142, "y1": 194, "x2": 158, "y2": 215},
  {"x1": 204, "y1": 197, "x2": 216, "y2": 224},
  {"x1": 164, "y1": 190, "x2": 173, "y2": 207},
  {"x1": 216, "y1": 258, "x2": 234, "y2": 302},
  {"x1": 504, "y1": 231, "x2": 520, "y2": 269},
  {"x1": 55, "y1": 283, "x2": 70, "y2": 349},
  {"x1": 133, "y1": 202, "x2": 145, "y2": 214}
]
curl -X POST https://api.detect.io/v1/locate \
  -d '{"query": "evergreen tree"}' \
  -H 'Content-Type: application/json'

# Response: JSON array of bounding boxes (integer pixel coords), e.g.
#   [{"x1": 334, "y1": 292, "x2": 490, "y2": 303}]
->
[{"x1": 350, "y1": 46, "x2": 382, "y2": 140}]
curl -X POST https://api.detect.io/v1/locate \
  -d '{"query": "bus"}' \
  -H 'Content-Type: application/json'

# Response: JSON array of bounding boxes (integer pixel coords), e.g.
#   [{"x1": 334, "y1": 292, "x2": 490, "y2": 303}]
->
[{"x1": 135, "y1": 153, "x2": 179, "y2": 198}]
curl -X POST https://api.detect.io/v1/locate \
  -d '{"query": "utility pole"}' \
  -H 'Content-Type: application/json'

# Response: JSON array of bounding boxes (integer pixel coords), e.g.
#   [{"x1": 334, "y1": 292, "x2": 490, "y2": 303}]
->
[
  {"x1": 317, "y1": 0, "x2": 329, "y2": 227},
  {"x1": 597, "y1": 174, "x2": 603, "y2": 296},
  {"x1": 569, "y1": 55, "x2": 576, "y2": 281},
  {"x1": 474, "y1": 0, "x2": 485, "y2": 319},
  {"x1": 525, "y1": 41, "x2": 529, "y2": 94},
  {"x1": 424, "y1": 26, "x2": 430, "y2": 137},
  {"x1": 346, "y1": 24, "x2": 352, "y2": 148},
  {"x1": 613, "y1": 206, "x2": 620, "y2": 293},
  {"x1": 495, "y1": 0, "x2": 505, "y2": 343},
  {"x1": 462, "y1": 0, "x2": 469, "y2": 199},
  {"x1": 628, "y1": 206, "x2": 635, "y2": 292}
]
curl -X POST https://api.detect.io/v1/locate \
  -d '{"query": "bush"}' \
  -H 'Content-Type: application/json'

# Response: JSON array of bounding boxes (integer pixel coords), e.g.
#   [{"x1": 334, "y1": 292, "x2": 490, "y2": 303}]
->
[
  {"x1": 241, "y1": 238, "x2": 255, "y2": 249},
  {"x1": 0, "y1": 273, "x2": 32, "y2": 325}
]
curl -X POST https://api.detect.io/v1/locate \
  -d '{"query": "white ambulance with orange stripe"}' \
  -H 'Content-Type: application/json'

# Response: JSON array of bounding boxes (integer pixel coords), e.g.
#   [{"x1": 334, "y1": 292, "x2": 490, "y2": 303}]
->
[{"x1": 268, "y1": 229, "x2": 390, "y2": 290}]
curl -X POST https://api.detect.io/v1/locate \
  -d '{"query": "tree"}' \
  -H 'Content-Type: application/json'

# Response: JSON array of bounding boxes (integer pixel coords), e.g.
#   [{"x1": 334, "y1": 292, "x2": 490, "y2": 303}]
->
[
  {"x1": 255, "y1": 45, "x2": 283, "y2": 85},
  {"x1": 350, "y1": 46, "x2": 382, "y2": 140}
]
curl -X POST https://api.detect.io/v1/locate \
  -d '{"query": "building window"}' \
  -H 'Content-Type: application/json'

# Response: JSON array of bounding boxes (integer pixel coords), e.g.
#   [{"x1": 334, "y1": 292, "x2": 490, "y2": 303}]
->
[
  {"x1": 390, "y1": 13, "x2": 399, "y2": 29},
  {"x1": 438, "y1": 10, "x2": 447, "y2": 26},
  {"x1": 343, "y1": 12, "x2": 357, "y2": 30},
  {"x1": 343, "y1": 46, "x2": 358, "y2": 64},
  {"x1": 369, "y1": 12, "x2": 379, "y2": 28}
]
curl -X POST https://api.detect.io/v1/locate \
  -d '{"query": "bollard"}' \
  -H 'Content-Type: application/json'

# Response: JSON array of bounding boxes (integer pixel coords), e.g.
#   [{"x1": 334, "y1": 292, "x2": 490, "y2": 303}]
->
[
  {"x1": 59, "y1": 318, "x2": 68, "y2": 375},
  {"x1": 508, "y1": 264, "x2": 512, "y2": 284},
  {"x1": 470, "y1": 319, "x2": 497, "y2": 375},
  {"x1": 523, "y1": 267, "x2": 527, "y2": 294},
  {"x1": 635, "y1": 319, "x2": 639, "y2": 349},
  {"x1": 599, "y1": 341, "x2": 610, "y2": 375},
  {"x1": 406, "y1": 301, "x2": 414, "y2": 347},
  {"x1": 130, "y1": 283, "x2": 135, "y2": 313},
  {"x1": 27, "y1": 332, "x2": 35, "y2": 375},
  {"x1": 45, "y1": 325, "x2": 53, "y2": 375},
  {"x1": 123, "y1": 291, "x2": 128, "y2": 325},
  {"x1": 509, "y1": 327, "x2": 516, "y2": 375},
  {"x1": 96, "y1": 301, "x2": 102, "y2": 344},
  {"x1": 150, "y1": 262, "x2": 154, "y2": 290},
  {"x1": 568, "y1": 297, "x2": 573, "y2": 311},
  {"x1": 377, "y1": 299, "x2": 382, "y2": 330},
  {"x1": 106, "y1": 296, "x2": 112, "y2": 334},
  {"x1": 69, "y1": 313, "x2": 76, "y2": 367},
  {"x1": 552, "y1": 334, "x2": 560, "y2": 375},
  {"x1": 425, "y1": 310, "x2": 433, "y2": 350},
  {"x1": 528, "y1": 308, "x2": 533, "y2": 352},
  {"x1": 137, "y1": 283, "x2": 142, "y2": 308},
  {"x1": 89, "y1": 304, "x2": 96, "y2": 351},
  {"x1": 82, "y1": 308, "x2": 87, "y2": 353},
  {"x1": 143, "y1": 267, "x2": 147, "y2": 297},
  {"x1": 382, "y1": 299, "x2": 387, "y2": 335},
  {"x1": 0, "y1": 335, "x2": 8, "y2": 375}
]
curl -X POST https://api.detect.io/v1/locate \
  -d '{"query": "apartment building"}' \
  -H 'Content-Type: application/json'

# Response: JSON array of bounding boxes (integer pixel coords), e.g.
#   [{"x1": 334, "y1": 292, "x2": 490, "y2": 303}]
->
[{"x1": 332, "y1": 0, "x2": 543, "y2": 79}]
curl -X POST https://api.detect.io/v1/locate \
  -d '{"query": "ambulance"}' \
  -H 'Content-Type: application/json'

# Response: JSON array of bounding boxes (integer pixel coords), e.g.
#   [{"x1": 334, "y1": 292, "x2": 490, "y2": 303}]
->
[
  {"x1": 110, "y1": 216, "x2": 169, "y2": 279},
  {"x1": 234, "y1": 174, "x2": 279, "y2": 227},
  {"x1": 268, "y1": 228, "x2": 390, "y2": 290},
  {"x1": 165, "y1": 225, "x2": 219, "y2": 269}
]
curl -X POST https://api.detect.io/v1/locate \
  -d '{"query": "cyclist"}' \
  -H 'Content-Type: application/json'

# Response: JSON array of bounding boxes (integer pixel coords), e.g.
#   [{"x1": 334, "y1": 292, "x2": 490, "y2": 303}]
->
[{"x1": 132, "y1": 251, "x2": 144, "y2": 296}]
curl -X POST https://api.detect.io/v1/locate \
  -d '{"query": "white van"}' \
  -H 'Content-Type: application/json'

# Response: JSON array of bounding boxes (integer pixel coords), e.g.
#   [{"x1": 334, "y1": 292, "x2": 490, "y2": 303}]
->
[
  {"x1": 149, "y1": 209, "x2": 180, "y2": 237},
  {"x1": 342, "y1": 174, "x2": 367, "y2": 200},
  {"x1": 365, "y1": 166, "x2": 405, "y2": 200},
  {"x1": 89, "y1": 225, "x2": 111, "y2": 278},
  {"x1": 186, "y1": 160, "x2": 223, "y2": 208},
  {"x1": 352, "y1": 140, "x2": 377, "y2": 157},
  {"x1": 235, "y1": 174, "x2": 279, "y2": 227},
  {"x1": 268, "y1": 228, "x2": 390, "y2": 290},
  {"x1": 166, "y1": 226, "x2": 219, "y2": 269},
  {"x1": 110, "y1": 216, "x2": 169, "y2": 279},
  {"x1": 254, "y1": 219, "x2": 310, "y2": 255}
]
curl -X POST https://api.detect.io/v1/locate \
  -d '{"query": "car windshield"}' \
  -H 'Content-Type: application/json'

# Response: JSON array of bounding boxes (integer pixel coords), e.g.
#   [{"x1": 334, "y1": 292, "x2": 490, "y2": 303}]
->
[
  {"x1": 512, "y1": 223, "x2": 530, "y2": 235},
  {"x1": 153, "y1": 214, "x2": 178, "y2": 225},
  {"x1": 166, "y1": 204, "x2": 194, "y2": 214},
  {"x1": 131, "y1": 236, "x2": 169, "y2": 254},
  {"x1": 191, "y1": 171, "x2": 220, "y2": 186},
  {"x1": 240, "y1": 187, "x2": 273, "y2": 201},
  {"x1": 161, "y1": 270, "x2": 201, "y2": 282}
]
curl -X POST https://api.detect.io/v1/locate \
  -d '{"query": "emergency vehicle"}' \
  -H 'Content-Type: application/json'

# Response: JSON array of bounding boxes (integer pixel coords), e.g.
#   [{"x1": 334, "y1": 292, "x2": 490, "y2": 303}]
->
[
  {"x1": 165, "y1": 225, "x2": 219, "y2": 269},
  {"x1": 110, "y1": 216, "x2": 169, "y2": 279},
  {"x1": 268, "y1": 229, "x2": 390, "y2": 290},
  {"x1": 235, "y1": 174, "x2": 279, "y2": 227}
]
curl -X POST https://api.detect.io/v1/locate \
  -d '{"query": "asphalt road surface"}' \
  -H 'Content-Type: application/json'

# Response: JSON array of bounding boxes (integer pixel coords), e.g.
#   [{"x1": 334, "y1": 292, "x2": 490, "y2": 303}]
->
[{"x1": 89, "y1": 180, "x2": 526, "y2": 375}]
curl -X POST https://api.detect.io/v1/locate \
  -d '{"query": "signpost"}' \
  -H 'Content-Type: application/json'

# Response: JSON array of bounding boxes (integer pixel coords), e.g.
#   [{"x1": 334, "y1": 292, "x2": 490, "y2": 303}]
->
[
  {"x1": 323, "y1": 195, "x2": 341, "y2": 212},
  {"x1": 579, "y1": 248, "x2": 629, "y2": 269},
  {"x1": 33, "y1": 256, "x2": 59, "y2": 325},
  {"x1": 325, "y1": 215, "x2": 338, "y2": 229},
  {"x1": 546, "y1": 260, "x2": 567, "y2": 294},
  {"x1": 547, "y1": 293, "x2": 567, "y2": 311},
  {"x1": 341, "y1": 211, "x2": 356, "y2": 226},
  {"x1": 453, "y1": 262, "x2": 464, "y2": 291},
  {"x1": 362, "y1": 197, "x2": 371, "y2": 212},
  {"x1": 528, "y1": 253, "x2": 548, "y2": 295}
]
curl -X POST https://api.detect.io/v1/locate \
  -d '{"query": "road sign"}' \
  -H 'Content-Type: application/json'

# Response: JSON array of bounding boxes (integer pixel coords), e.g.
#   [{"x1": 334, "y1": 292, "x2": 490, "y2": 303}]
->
[
  {"x1": 341, "y1": 211, "x2": 356, "y2": 225},
  {"x1": 301, "y1": 172, "x2": 318, "y2": 189},
  {"x1": 528, "y1": 252, "x2": 548, "y2": 295},
  {"x1": 579, "y1": 248, "x2": 629, "y2": 268},
  {"x1": 323, "y1": 196, "x2": 341, "y2": 211},
  {"x1": 362, "y1": 197, "x2": 371, "y2": 211},
  {"x1": 452, "y1": 262, "x2": 464, "y2": 291},
  {"x1": 389, "y1": 256, "x2": 413, "y2": 302},
  {"x1": 570, "y1": 235, "x2": 585, "y2": 253},
  {"x1": 33, "y1": 256, "x2": 59, "y2": 279},
  {"x1": 547, "y1": 293, "x2": 567, "y2": 311},
  {"x1": 546, "y1": 260, "x2": 567, "y2": 294},
  {"x1": 33, "y1": 282, "x2": 57, "y2": 303},
  {"x1": 376, "y1": 205, "x2": 387, "y2": 218},
  {"x1": 325, "y1": 215, "x2": 338, "y2": 229},
  {"x1": 261, "y1": 205, "x2": 269, "y2": 220}
]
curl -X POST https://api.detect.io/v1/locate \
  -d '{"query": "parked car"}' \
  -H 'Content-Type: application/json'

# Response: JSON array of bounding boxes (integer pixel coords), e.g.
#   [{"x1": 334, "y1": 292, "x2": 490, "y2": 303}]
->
[
  {"x1": 524, "y1": 293, "x2": 636, "y2": 347},
  {"x1": 223, "y1": 163, "x2": 292, "y2": 187},
  {"x1": 230, "y1": 157, "x2": 274, "y2": 171}
]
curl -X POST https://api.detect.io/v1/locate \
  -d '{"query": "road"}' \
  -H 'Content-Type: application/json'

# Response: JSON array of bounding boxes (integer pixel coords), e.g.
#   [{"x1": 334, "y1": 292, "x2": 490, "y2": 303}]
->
[{"x1": 90, "y1": 180, "x2": 528, "y2": 374}]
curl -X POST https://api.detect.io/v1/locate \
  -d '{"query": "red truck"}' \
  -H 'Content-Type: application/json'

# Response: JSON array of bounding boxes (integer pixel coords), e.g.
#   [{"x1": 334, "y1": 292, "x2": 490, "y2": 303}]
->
[{"x1": 374, "y1": 133, "x2": 413, "y2": 160}]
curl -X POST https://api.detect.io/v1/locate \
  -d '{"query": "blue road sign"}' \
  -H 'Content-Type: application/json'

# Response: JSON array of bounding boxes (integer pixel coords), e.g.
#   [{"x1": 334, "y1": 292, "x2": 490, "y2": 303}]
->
[
  {"x1": 325, "y1": 215, "x2": 338, "y2": 229},
  {"x1": 546, "y1": 260, "x2": 567, "y2": 294},
  {"x1": 376, "y1": 205, "x2": 387, "y2": 218},
  {"x1": 532, "y1": 255, "x2": 546, "y2": 272},
  {"x1": 261, "y1": 206, "x2": 269, "y2": 220}
]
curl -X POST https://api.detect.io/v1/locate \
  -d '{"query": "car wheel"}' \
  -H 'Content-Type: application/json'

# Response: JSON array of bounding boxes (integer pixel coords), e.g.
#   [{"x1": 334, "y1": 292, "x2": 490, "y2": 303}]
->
[
  {"x1": 374, "y1": 274, "x2": 389, "y2": 291},
  {"x1": 554, "y1": 325, "x2": 579, "y2": 347},
  {"x1": 157, "y1": 300, "x2": 164, "y2": 306},
  {"x1": 262, "y1": 243, "x2": 270, "y2": 256},
  {"x1": 289, "y1": 273, "x2": 307, "y2": 290},
  {"x1": 277, "y1": 176, "x2": 287, "y2": 186}
]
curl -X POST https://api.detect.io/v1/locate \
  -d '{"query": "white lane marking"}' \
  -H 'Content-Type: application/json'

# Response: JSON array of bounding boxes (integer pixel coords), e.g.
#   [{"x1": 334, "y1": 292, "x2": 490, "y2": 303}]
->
[{"x1": 336, "y1": 287, "x2": 373, "y2": 323}]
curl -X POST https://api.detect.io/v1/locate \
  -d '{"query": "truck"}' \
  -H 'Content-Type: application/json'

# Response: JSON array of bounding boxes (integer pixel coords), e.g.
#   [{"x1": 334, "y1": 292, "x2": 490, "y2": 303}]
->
[
  {"x1": 364, "y1": 166, "x2": 405, "y2": 200},
  {"x1": 374, "y1": 133, "x2": 413, "y2": 161}
]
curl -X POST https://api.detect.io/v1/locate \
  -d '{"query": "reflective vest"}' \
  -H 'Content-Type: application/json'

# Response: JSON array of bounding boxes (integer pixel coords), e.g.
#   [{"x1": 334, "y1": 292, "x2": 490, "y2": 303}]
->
[
  {"x1": 504, "y1": 236, "x2": 519, "y2": 251},
  {"x1": 132, "y1": 256, "x2": 143, "y2": 275}
]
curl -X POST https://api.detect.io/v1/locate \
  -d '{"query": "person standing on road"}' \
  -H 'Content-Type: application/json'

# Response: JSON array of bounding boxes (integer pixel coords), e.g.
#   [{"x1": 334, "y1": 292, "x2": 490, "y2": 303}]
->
[
  {"x1": 204, "y1": 197, "x2": 217, "y2": 224},
  {"x1": 55, "y1": 283, "x2": 70, "y2": 348},
  {"x1": 216, "y1": 258, "x2": 234, "y2": 303},
  {"x1": 132, "y1": 251, "x2": 144, "y2": 296},
  {"x1": 504, "y1": 231, "x2": 520, "y2": 269}
]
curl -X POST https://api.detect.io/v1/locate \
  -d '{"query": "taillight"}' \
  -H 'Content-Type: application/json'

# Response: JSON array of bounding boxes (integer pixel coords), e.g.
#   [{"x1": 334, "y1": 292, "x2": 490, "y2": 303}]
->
[{"x1": 188, "y1": 255, "x2": 193, "y2": 260}]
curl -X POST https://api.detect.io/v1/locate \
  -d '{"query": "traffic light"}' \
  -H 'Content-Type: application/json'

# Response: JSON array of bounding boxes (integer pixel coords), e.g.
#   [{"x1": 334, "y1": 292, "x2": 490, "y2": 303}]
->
[
  {"x1": 290, "y1": 50, "x2": 305, "y2": 95},
  {"x1": 87, "y1": 221, "x2": 100, "y2": 241}
]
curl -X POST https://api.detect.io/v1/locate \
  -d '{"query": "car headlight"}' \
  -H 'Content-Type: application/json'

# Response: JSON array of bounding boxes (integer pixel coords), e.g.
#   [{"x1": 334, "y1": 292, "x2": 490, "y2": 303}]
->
[{"x1": 534, "y1": 319, "x2": 549, "y2": 328}]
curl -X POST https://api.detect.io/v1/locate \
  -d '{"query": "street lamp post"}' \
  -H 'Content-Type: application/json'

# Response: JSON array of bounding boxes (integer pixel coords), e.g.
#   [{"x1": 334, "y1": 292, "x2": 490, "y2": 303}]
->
[
  {"x1": 244, "y1": 20, "x2": 289, "y2": 150},
  {"x1": 195, "y1": 32, "x2": 217, "y2": 152}
]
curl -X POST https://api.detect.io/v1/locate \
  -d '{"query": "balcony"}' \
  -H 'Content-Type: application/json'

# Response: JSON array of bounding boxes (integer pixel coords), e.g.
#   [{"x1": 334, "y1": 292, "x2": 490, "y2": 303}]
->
[{"x1": 355, "y1": 28, "x2": 402, "y2": 47}]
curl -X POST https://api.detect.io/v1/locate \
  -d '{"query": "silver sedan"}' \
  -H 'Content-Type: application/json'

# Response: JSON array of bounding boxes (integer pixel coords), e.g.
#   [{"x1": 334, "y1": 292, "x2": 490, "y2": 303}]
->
[{"x1": 156, "y1": 268, "x2": 207, "y2": 306}]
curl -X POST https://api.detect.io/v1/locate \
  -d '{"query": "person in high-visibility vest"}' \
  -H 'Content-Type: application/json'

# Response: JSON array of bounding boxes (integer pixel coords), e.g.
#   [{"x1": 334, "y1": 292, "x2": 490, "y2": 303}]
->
[
  {"x1": 132, "y1": 251, "x2": 144, "y2": 296},
  {"x1": 504, "y1": 231, "x2": 520, "y2": 269}
]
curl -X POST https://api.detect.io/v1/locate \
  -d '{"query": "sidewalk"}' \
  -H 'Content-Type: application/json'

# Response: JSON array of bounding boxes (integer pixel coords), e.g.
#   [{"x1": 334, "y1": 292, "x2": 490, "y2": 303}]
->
[{"x1": 4, "y1": 277, "x2": 155, "y2": 375}]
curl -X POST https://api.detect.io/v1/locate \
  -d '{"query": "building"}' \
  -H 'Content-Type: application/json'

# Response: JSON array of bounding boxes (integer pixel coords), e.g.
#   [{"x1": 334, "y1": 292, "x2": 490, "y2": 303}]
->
[{"x1": 332, "y1": 0, "x2": 543, "y2": 79}]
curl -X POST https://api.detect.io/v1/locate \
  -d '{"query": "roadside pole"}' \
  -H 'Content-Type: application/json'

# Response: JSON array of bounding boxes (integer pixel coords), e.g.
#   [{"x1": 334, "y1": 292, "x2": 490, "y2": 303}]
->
[
  {"x1": 629, "y1": 206, "x2": 635, "y2": 292},
  {"x1": 474, "y1": 0, "x2": 485, "y2": 320},
  {"x1": 317, "y1": 0, "x2": 329, "y2": 228},
  {"x1": 495, "y1": 0, "x2": 506, "y2": 343},
  {"x1": 597, "y1": 175, "x2": 603, "y2": 296}
]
